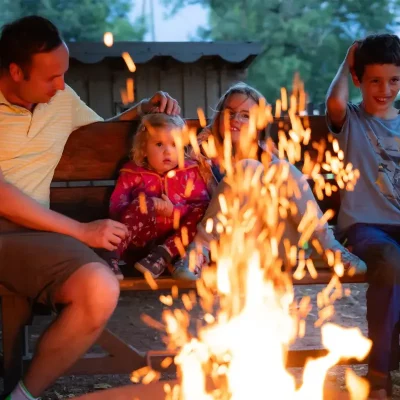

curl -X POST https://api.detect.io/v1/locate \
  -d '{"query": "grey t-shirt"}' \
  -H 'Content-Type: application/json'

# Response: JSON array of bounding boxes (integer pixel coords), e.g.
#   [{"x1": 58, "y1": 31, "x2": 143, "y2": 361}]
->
[{"x1": 328, "y1": 103, "x2": 400, "y2": 235}]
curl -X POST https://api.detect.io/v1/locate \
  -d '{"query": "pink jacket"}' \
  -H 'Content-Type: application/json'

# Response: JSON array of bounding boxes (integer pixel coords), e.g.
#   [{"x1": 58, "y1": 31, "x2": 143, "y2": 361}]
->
[{"x1": 109, "y1": 159, "x2": 210, "y2": 230}]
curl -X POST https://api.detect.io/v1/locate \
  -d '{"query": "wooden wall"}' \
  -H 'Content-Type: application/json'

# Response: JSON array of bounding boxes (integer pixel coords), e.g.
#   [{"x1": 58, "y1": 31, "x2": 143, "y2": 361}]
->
[{"x1": 66, "y1": 58, "x2": 248, "y2": 119}]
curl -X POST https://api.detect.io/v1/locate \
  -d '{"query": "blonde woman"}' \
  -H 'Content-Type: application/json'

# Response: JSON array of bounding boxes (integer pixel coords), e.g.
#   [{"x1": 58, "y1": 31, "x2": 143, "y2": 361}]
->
[{"x1": 174, "y1": 82, "x2": 366, "y2": 274}]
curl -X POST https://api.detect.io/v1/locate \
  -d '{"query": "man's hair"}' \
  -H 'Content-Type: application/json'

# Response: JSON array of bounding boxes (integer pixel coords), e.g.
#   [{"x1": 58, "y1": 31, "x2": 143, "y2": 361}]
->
[
  {"x1": 131, "y1": 113, "x2": 185, "y2": 166},
  {"x1": 354, "y1": 34, "x2": 400, "y2": 81},
  {"x1": 0, "y1": 15, "x2": 63, "y2": 76}
]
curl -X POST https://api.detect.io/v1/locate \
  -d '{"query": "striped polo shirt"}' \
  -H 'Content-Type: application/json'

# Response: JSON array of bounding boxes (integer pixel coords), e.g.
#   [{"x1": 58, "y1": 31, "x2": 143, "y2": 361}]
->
[{"x1": 0, "y1": 85, "x2": 103, "y2": 207}]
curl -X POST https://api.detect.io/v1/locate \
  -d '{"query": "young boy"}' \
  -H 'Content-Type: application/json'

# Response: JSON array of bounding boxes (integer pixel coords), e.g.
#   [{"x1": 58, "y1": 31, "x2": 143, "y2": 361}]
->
[{"x1": 326, "y1": 34, "x2": 400, "y2": 399}]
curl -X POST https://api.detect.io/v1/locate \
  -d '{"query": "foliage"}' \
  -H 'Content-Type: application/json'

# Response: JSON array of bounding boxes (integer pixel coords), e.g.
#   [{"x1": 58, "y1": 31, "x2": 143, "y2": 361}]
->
[
  {"x1": 163, "y1": 0, "x2": 400, "y2": 103},
  {"x1": 0, "y1": 0, "x2": 146, "y2": 41}
]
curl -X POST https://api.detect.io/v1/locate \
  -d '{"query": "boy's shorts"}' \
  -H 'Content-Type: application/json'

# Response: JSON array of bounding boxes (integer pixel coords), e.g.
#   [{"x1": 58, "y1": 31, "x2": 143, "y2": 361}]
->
[{"x1": 0, "y1": 218, "x2": 109, "y2": 310}]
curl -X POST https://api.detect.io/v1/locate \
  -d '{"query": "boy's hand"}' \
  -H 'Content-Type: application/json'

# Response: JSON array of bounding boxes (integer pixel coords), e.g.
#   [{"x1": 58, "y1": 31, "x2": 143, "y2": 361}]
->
[
  {"x1": 345, "y1": 42, "x2": 358, "y2": 74},
  {"x1": 152, "y1": 194, "x2": 174, "y2": 217}
]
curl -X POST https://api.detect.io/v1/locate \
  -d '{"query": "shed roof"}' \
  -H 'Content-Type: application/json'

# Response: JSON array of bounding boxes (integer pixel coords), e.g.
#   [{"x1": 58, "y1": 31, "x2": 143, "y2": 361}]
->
[{"x1": 68, "y1": 41, "x2": 262, "y2": 67}]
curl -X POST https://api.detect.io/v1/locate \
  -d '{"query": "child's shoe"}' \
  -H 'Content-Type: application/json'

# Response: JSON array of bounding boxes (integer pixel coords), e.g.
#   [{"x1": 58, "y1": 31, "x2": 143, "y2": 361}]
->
[
  {"x1": 110, "y1": 258, "x2": 124, "y2": 280},
  {"x1": 135, "y1": 252, "x2": 168, "y2": 278}
]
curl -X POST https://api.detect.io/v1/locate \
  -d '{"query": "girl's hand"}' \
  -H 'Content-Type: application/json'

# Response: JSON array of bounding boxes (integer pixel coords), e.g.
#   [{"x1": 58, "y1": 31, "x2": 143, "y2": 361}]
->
[{"x1": 152, "y1": 194, "x2": 174, "y2": 217}]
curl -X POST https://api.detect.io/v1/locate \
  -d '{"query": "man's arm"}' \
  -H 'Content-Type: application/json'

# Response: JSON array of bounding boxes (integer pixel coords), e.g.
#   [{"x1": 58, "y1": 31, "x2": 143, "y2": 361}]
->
[
  {"x1": 0, "y1": 169, "x2": 127, "y2": 250},
  {"x1": 107, "y1": 91, "x2": 181, "y2": 122},
  {"x1": 326, "y1": 42, "x2": 358, "y2": 131}
]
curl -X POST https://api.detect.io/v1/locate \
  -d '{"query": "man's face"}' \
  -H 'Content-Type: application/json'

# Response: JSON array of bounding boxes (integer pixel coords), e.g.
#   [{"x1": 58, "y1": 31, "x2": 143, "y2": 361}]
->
[
  {"x1": 355, "y1": 64, "x2": 400, "y2": 115},
  {"x1": 12, "y1": 42, "x2": 69, "y2": 104}
]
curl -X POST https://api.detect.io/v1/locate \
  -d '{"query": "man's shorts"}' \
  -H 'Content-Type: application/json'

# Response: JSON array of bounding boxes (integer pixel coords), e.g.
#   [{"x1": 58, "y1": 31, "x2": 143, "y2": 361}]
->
[{"x1": 0, "y1": 218, "x2": 109, "y2": 310}]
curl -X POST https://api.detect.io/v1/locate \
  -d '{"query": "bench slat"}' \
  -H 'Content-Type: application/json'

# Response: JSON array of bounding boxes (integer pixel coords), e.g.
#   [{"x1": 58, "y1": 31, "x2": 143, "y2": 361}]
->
[
  {"x1": 50, "y1": 179, "x2": 341, "y2": 223},
  {"x1": 54, "y1": 117, "x2": 330, "y2": 183},
  {"x1": 268, "y1": 115, "x2": 332, "y2": 150},
  {"x1": 54, "y1": 120, "x2": 203, "y2": 182},
  {"x1": 119, "y1": 278, "x2": 197, "y2": 291},
  {"x1": 120, "y1": 273, "x2": 366, "y2": 291},
  {"x1": 54, "y1": 121, "x2": 133, "y2": 182},
  {"x1": 51, "y1": 187, "x2": 111, "y2": 222},
  {"x1": 0, "y1": 269, "x2": 366, "y2": 298}
]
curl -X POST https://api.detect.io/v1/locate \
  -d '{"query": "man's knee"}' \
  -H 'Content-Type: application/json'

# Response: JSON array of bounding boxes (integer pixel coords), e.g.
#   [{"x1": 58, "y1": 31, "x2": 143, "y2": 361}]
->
[
  {"x1": 363, "y1": 242, "x2": 400, "y2": 285},
  {"x1": 57, "y1": 262, "x2": 120, "y2": 329}
]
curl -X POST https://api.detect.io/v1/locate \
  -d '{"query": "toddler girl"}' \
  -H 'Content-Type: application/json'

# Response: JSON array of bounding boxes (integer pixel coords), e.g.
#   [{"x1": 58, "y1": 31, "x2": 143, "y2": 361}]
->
[{"x1": 109, "y1": 113, "x2": 212, "y2": 280}]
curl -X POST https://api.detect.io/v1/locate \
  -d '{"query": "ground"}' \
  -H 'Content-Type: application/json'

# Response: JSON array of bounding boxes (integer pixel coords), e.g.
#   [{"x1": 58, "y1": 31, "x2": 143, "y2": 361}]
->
[{"x1": 5, "y1": 283, "x2": 400, "y2": 399}]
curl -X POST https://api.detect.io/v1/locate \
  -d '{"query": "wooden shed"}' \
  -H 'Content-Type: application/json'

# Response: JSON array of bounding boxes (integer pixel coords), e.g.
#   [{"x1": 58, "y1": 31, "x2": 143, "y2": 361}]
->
[{"x1": 66, "y1": 42, "x2": 262, "y2": 119}]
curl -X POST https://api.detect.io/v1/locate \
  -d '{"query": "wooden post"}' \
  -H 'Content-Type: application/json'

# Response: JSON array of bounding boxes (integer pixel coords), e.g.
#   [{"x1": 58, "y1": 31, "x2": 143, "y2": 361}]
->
[
  {"x1": 66, "y1": 329, "x2": 146, "y2": 376},
  {"x1": 1, "y1": 295, "x2": 31, "y2": 393}
]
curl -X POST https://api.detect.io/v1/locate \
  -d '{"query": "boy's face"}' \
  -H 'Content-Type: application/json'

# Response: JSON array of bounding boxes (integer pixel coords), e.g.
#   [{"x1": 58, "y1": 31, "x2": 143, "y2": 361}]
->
[
  {"x1": 145, "y1": 127, "x2": 179, "y2": 175},
  {"x1": 354, "y1": 64, "x2": 400, "y2": 115}
]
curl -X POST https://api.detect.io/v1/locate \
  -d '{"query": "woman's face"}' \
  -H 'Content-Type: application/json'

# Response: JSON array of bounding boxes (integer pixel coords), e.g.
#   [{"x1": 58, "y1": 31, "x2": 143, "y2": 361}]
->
[{"x1": 218, "y1": 93, "x2": 257, "y2": 144}]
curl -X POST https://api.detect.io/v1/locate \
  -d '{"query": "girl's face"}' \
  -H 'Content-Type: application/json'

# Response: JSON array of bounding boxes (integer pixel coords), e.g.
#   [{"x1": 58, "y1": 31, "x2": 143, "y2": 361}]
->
[
  {"x1": 218, "y1": 93, "x2": 257, "y2": 144},
  {"x1": 145, "y1": 126, "x2": 178, "y2": 174}
]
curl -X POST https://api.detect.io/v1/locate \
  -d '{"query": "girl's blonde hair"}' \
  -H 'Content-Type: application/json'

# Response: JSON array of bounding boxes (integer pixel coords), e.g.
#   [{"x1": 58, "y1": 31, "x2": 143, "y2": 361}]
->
[
  {"x1": 208, "y1": 82, "x2": 265, "y2": 145},
  {"x1": 131, "y1": 113, "x2": 185, "y2": 166}
]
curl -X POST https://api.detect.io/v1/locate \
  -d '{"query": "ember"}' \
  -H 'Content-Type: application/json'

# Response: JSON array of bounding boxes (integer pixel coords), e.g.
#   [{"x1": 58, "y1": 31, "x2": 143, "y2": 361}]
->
[{"x1": 103, "y1": 32, "x2": 113, "y2": 47}]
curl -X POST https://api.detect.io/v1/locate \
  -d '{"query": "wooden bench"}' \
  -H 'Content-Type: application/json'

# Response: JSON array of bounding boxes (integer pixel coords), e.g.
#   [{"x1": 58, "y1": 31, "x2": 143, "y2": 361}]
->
[{"x1": 0, "y1": 116, "x2": 367, "y2": 393}]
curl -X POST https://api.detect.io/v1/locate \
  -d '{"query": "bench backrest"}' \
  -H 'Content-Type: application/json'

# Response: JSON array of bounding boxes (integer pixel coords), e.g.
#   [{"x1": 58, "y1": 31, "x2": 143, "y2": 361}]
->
[{"x1": 50, "y1": 116, "x2": 340, "y2": 222}]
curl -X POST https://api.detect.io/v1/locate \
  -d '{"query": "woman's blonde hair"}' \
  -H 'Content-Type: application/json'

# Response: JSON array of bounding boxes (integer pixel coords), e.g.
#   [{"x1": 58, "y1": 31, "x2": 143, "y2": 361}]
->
[
  {"x1": 209, "y1": 82, "x2": 265, "y2": 145},
  {"x1": 131, "y1": 113, "x2": 185, "y2": 166}
]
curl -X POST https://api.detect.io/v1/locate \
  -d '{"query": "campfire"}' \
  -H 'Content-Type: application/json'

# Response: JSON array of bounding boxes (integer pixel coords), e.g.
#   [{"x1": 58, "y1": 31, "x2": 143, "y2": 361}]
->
[{"x1": 129, "y1": 75, "x2": 371, "y2": 400}]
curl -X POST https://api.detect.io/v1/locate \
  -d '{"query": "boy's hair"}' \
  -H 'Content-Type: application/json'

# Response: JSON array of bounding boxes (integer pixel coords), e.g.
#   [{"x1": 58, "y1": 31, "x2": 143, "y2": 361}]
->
[
  {"x1": 132, "y1": 113, "x2": 185, "y2": 166},
  {"x1": 0, "y1": 15, "x2": 63, "y2": 78},
  {"x1": 354, "y1": 34, "x2": 400, "y2": 81},
  {"x1": 209, "y1": 82, "x2": 265, "y2": 144}
]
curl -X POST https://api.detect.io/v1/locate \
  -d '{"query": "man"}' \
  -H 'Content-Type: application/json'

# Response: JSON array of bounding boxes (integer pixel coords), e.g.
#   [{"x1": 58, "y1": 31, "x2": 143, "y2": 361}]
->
[{"x1": 0, "y1": 15, "x2": 180, "y2": 400}]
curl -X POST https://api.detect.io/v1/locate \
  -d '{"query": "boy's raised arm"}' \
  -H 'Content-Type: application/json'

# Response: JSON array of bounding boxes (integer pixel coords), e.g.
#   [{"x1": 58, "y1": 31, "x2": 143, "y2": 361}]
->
[{"x1": 326, "y1": 43, "x2": 358, "y2": 131}]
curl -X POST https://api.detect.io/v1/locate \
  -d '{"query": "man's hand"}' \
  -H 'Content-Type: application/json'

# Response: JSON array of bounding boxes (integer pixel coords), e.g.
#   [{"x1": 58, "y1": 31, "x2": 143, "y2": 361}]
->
[
  {"x1": 0, "y1": 167, "x2": 129, "y2": 249},
  {"x1": 78, "y1": 219, "x2": 128, "y2": 251},
  {"x1": 141, "y1": 91, "x2": 181, "y2": 115},
  {"x1": 152, "y1": 194, "x2": 174, "y2": 217},
  {"x1": 112, "y1": 91, "x2": 181, "y2": 122}
]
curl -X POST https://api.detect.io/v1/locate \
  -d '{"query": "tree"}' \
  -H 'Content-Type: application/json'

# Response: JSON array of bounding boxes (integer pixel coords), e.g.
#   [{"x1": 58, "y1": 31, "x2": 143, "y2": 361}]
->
[
  {"x1": 163, "y1": 0, "x2": 400, "y2": 104},
  {"x1": 0, "y1": 0, "x2": 146, "y2": 41}
]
